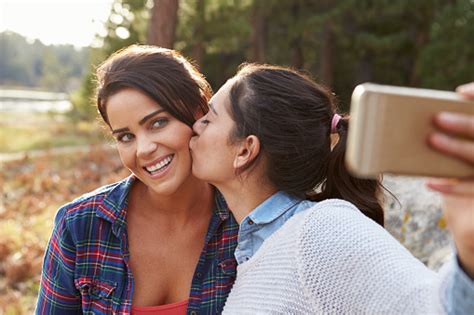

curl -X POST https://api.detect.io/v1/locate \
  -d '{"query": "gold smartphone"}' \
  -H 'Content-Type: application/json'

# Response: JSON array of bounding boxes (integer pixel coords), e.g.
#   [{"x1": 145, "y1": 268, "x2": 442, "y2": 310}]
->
[{"x1": 346, "y1": 83, "x2": 474, "y2": 178}]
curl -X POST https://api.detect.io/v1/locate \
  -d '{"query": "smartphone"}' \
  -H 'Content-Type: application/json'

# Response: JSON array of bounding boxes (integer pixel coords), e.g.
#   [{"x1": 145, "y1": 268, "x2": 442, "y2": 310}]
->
[{"x1": 346, "y1": 83, "x2": 474, "y2": 178}]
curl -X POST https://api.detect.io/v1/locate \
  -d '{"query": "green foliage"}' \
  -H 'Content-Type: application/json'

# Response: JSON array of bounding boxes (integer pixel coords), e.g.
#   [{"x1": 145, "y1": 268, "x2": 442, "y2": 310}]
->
[
  {"x1": 97, "y1": 0, "x2": 149, "y2": 58},
  {"x1": 74, "y1": 0, "x2": 473, "y2": 118},
  {"x1": 0, "y1": 112, "x2": 106, "y2": 153},
  {"x1": 0, "y1": 31, "x2": 89, "y2": 92},
  {"x1": 71, "y1": 0, "x2": 150, "y2": 121},
  {"x1": 418, "y1": 0, "x2": 474, "y2": 89}
]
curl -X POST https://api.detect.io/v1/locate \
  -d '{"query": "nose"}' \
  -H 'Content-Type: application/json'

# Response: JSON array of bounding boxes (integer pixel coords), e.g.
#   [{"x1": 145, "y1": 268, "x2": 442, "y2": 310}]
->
[
  {"x1": 192, "y1": 118, "x2": 202, "y2": 136},
  {"x1": 136, "y1": 135, "x2": 158, "y2": 159}
]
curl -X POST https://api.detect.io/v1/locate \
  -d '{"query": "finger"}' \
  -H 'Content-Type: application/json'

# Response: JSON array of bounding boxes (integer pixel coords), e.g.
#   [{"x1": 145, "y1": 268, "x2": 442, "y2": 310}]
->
[
  {"x1": 428, "y1": 132, "x2": 474, "y2": 165},
  {"x1": 456, "y1": 82, "x2": 474, "y2": 99},
  {"x1": 433, "y1": 112, "x2": 474, "y2": 139},
  {"x1": 427, "y1": 178, "x2": 474, "y2": 196}
]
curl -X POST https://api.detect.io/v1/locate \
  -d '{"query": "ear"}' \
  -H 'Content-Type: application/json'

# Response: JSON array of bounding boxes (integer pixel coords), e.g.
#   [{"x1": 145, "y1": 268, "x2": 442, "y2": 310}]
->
[{"x1": 233, "y1": 135, "x2": 261, "y2": 170}]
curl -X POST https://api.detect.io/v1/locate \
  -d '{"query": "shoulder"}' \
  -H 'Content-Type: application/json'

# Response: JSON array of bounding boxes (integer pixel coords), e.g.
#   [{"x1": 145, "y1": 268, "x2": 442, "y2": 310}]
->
[
  {"x1": 293, "y1": 198, "x2": 417, "y2": 268},
  {"x1": 298, "y1": 198, "x2": 382, "y2": 234},
  {"x1": 53, "y1": 177, "x2": 133, "y2": 234}
]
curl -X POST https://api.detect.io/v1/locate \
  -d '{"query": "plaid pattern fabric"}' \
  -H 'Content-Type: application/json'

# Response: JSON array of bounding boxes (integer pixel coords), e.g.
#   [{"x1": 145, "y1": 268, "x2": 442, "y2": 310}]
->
[{"x1": 35, "y1": 176, "x2": 238, "y2": 315}]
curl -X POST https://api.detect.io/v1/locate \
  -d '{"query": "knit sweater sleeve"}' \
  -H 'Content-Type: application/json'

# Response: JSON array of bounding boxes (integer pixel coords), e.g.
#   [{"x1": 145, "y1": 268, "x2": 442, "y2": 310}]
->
[{"x1": 296, "y1": 199, "x2": 443, "y2": 314}]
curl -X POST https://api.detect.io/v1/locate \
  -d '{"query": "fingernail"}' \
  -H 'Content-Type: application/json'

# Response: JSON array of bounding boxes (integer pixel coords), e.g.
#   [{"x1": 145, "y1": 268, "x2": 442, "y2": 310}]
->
[
  {"x1": 436, "y1": 112, "x2": 462, "y2": 125},
  {"x1": 426, "y1": 178, "x2": 459, "y2": 193},
  {"x1": 456, "y1": 83, "x2": 474, "y2": 94},
  {"x1": 456, "y1": 82, "x2": 474, "y2": 98},
  {"x1": 430, "y1": 132, "x2": 451, "y2": 146}
]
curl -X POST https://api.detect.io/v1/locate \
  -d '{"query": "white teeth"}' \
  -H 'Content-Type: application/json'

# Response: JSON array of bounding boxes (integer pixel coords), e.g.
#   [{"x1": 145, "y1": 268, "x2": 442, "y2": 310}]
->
[{"x1": 145, "y1": 155, "x2": 173, "y2": 172}]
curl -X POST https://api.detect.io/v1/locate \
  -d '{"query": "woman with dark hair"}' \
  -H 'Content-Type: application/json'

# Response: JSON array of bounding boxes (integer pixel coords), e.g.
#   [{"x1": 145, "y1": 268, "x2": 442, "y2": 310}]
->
[
  {"x1": 190, "y1": 64, "x2": 474, "y2": 314},
  {"x1": 36, "y1": 45, "x2": 239, "y2": 314}
]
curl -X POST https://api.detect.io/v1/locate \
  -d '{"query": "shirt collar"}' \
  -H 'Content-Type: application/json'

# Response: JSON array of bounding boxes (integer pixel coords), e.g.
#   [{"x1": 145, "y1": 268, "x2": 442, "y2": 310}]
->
[
  {"x1": 213, "y1": 188, "x2": 231, "y2": 221},
  {"x1": 95, "y1": 178, "x2": 231, "y2": 236},
  {"x1": 246, "y1": 191, "x2": 302, "y2": 225},
  {"x1": 96, "y1": 175, "x2": 135, "y2": 236}
]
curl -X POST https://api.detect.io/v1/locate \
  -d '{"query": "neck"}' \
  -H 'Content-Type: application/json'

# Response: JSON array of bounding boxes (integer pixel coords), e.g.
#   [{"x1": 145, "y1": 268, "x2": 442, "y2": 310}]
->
[
  {"x1": 216, "y1": 177, "x2": 277, "y2": 224},
  {"x1": 136, "y1": 175, "x2": 213, "y2": 224}
]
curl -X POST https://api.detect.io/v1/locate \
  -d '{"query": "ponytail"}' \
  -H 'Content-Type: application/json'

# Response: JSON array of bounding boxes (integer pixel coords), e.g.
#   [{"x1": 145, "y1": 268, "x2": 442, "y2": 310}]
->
[
  {"x1": 311, "y1": 116, "x2": 384, "y2": 226},
  {"x1": 228, "y1": 64, "x2": 384, "y2": 227}
]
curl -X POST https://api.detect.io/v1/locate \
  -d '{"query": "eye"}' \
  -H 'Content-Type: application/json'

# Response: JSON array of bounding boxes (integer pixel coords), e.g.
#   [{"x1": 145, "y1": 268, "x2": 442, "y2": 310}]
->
[
  {"x1": 201, "y1": 119, "x2": 210, "y2": 125},
  {"x1": 151, "y1": 118, "x2": 169, "y2": 129},
  {"x1": 117, "y1": 133, "x2": 134, "y2": 143}
]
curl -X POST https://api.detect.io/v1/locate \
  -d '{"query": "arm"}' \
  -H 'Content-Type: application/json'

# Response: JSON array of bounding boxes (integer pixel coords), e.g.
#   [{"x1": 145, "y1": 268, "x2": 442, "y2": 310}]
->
[
  {"x1": 426, "y1": 82, "x2": 474, "y2": 278},
  {"x1": 426, "y1": 82, "x2": 474, "y2": 314},
  {"x1": 35, "y1": 206, "x2": 82, "y2": 314}
]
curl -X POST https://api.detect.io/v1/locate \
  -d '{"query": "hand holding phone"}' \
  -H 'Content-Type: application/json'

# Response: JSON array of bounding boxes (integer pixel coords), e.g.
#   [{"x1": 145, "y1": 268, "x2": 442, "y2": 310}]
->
[
  {"x1": 426, "y1": 82, "x2": 474, "y2": 279},
  {"x1": 346, "y1": 83, "x2": 474, "y2": 178}
]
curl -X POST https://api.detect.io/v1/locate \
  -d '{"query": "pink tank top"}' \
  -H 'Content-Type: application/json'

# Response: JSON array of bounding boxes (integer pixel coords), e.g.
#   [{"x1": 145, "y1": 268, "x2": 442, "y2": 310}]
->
[{"x1": 131, "y1": 300, "x2": 189, "y2": 315}]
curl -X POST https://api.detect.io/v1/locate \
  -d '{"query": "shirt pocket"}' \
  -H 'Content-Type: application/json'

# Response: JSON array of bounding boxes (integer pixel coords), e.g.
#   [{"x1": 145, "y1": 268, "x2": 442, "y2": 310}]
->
[
  {"x1": 75, "y1": 277, "x2": 117, "y2": 313},
  {"x1": 217, "y1": 258, "x2": 237, "y2": 296},
  {"x1": 218, "y1": 258, "x2": 237, "y2": 276}
]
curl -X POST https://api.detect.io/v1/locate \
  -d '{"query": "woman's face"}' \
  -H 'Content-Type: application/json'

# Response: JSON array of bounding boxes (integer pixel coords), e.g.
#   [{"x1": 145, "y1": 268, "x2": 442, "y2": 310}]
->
[
  {"x1": 106, "y1": 88, "x2": 195, "y2": 196},
  {"x1": 190, "y1": 79, "x2": 240, "y2": 185}
]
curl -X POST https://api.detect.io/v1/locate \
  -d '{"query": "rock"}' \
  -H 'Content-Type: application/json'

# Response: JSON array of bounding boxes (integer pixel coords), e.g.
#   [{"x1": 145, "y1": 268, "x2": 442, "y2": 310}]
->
[{"x1": 382, "y1": 175, "x2": 452, "y2": 270}]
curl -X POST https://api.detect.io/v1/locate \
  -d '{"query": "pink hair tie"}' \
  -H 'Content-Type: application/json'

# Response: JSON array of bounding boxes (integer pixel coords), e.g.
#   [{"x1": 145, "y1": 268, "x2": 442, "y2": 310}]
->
[{"x1": 331, "y1": 114, "x2": 342, "y2": 134}]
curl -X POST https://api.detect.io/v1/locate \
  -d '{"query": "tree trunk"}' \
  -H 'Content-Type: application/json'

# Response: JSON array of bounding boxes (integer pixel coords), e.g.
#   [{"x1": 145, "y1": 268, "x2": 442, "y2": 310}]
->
[
  {"x1": 291, "y1": 1, "x2": 304, "y2": 69},
  {"x1": 291, "y1": 39, "x2": 304, "y2": 69},
  {"x1": 251, "y1": 2, "x2": 266, "y2": 63},
  {"x1": 191, "y1": 0, "x2": 205, "y2": 67},
  {"x1": 356, "y1": 55, "x2": 372, "y2": 84},
  {"x1": 319, "y1": 22, "x2": 335, "y2": 86},
  {"x1": 147, "y1": 0, "x2": 179, "y2": 48}
]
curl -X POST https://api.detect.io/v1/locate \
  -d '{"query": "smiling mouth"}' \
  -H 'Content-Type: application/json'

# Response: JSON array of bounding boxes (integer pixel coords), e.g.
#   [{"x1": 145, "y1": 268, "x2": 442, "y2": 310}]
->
[{"x1": 143, "y1": 154, "x2": 174, "y2": 175}]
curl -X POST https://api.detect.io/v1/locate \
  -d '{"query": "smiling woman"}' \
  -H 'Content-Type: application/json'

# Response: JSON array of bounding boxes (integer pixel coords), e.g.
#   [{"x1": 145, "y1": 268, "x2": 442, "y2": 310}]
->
[
  {"x1": 106, "y1": 88, "x2": 195, "y2": 196},
  {"x1": 35, "y1": 45, "x2": 239, "y2": 314}
]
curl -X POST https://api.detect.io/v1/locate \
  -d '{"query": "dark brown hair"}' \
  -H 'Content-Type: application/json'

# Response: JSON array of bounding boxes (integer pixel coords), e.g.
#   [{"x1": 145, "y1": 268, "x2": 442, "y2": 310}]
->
[
  {"x1": 227, "y1": 64, "x2": 384, "y2": 226},
  {"x1": 96, "y1": 45, "x2": 212, "y2": 127}
]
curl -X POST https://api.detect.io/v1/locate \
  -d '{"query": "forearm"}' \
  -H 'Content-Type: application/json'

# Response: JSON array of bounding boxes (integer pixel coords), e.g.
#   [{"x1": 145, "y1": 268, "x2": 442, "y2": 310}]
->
[{"x1": 440, "y1": 255, "x2": 474, "y2": 315}]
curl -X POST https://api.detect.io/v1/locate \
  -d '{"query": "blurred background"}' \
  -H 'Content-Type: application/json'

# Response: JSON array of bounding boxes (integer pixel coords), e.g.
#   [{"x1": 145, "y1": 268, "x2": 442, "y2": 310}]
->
[{"x1": 1, "y1": 0, "x2": 473, "y2": 313}]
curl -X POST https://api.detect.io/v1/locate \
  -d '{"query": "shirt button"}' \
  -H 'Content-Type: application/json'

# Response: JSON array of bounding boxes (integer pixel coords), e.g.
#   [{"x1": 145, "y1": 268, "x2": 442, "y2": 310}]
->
[
  {"x1": 190, "y1": 311, "x2": 197, "y2": 315},
  {"x1": 247, "y1": 219, "x2": 254, "y2": 225},
  {"x1": 196, "y1": 272, "x2": 202, "y2": 278}
]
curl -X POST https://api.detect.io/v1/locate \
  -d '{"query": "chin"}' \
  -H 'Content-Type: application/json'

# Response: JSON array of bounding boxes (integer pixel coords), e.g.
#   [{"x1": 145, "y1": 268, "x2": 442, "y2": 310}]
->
[{"x1": 191, "y1": 164, "x2": 205, "y2": 181}]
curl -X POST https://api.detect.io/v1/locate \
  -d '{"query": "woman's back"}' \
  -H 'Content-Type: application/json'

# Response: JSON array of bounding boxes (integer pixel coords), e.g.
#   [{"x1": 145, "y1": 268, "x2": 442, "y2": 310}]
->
[{"x1": 223, "y1": 199, "x2": 442, "y2": 314}]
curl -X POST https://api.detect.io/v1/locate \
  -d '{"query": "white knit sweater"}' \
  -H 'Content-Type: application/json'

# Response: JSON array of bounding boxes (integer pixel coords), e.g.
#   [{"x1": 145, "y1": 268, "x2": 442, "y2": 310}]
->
[{"x1": 223, "y1": 199, "x2": 447, "y2": 314}]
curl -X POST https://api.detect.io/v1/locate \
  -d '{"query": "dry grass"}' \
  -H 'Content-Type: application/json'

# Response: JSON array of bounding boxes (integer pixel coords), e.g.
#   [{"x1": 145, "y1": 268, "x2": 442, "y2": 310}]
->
[{"x1": 0, "y1": 147, "x2": 129, "y2": 314}]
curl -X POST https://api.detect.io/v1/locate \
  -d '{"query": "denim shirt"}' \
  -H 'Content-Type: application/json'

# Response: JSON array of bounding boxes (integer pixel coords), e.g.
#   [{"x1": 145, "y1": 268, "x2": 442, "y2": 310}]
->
[
  {"x1": 234, "y1": 191, "x2": 474, "y2": 315},
  {"x1": 234, "y1": 191, "x2": 314, "y2": 264}
]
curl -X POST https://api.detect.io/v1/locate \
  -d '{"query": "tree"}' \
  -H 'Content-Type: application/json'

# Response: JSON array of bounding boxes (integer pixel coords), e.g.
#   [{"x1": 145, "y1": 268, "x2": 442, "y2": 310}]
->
[
  {"x1": 250, "y1": 0, "x2": 266, "y2": 63},
  {"x1": 148, "y1": 0, "x2": 180, "y2": 48},
  {"x1": 191, "y1": 0, "x2": 205, "y2": 66}
]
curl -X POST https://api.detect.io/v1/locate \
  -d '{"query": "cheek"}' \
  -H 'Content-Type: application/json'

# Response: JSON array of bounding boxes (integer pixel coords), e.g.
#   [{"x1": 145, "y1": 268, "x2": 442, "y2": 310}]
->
[
  {"x1": 116, "y1": 145, "x2": 135, "y2": 169},
  {"x1": 170, "y1": 126, "x2": 194, "y2": 155}
]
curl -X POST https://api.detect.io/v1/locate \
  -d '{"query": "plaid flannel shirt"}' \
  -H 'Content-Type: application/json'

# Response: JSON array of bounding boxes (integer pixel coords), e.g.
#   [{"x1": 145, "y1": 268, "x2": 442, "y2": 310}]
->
[{"x1": 35, "y1": 176, "x2": 238, "y2": 314}]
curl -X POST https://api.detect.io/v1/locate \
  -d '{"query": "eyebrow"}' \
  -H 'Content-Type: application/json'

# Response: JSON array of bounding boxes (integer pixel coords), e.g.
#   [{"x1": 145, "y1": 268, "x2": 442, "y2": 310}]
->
[
  {"x1": 112, "y1": 127, "x2": 129, "y2": 135},
  {"x1": 111, "y1": 109, "x2": 165, "y2": 134},
  {"x1": 139, "y1": 109, "x2": 165, "y2": 125},
  {"x1": 208, "y1": 102, "x2": 218, "y2": 115}
]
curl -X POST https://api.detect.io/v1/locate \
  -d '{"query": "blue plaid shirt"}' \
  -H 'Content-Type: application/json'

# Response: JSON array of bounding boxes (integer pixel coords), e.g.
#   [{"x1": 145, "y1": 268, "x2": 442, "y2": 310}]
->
[{"x1": 36, "y1": 176, "x2": 239, "y2": 314}]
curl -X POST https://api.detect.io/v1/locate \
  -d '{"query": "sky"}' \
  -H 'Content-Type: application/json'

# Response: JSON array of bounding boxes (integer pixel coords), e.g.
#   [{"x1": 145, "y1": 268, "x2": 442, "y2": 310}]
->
[{"x1": 0, "y1": 0, "x2": 114, "y2": 47}]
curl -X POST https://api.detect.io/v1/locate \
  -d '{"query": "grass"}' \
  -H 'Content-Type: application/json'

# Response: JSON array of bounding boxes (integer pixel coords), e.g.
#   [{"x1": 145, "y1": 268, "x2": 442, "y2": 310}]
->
[
  {"x1": 0, "y1": 112, "x2": 111, "y2": 153},
  {"x1": 0, "y1": 148, "x2": 129, "y2": 314}
]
